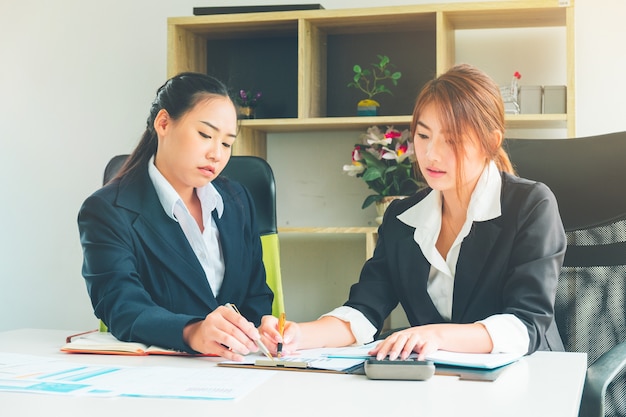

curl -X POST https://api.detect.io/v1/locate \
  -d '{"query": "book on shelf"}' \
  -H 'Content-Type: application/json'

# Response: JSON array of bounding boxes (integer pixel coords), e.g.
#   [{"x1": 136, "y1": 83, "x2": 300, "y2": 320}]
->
[{"x1": 61, "y1": 330, "x2": 216, "y2": 356}]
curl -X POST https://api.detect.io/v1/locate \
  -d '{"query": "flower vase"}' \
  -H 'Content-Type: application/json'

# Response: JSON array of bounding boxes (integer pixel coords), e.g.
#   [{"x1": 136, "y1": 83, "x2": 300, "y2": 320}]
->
[
  {"x1": 237, "y1": 106, "x2": 255, "y2": 119},
  {"x1": 375, "y1": 196, "x2": 407, "y2": 224},
  {"x1": 357, "y1": 99, "x2": 379, "y2": 116}
]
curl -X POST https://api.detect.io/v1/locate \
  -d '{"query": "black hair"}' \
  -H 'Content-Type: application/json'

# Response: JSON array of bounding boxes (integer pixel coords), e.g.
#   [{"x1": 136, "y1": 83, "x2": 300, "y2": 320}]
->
[{"x1": 112, "y1": 72, "x2": 232, "y2": 181}]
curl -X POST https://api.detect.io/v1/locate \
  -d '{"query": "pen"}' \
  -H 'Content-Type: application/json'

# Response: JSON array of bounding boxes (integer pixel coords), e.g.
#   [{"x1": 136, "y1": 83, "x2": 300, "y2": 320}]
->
[
  {"x1": 277, "y1": 312, "x2": 286, "y2": 357},
  {"x1": 225, "y1": 303, "x2": 274, "y2": 361}
]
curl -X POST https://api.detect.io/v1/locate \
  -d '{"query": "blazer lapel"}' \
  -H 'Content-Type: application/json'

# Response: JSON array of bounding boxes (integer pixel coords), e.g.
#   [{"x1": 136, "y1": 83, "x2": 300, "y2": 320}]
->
[
  {"x1": 452, "y1": 220, "x2": 502, "y2": 321},
  {"x1": 395, "y1": 233, "x2": 444, "y2": 324},
  {"x1": 116, "y1": 170, "x2": 218, "y2": 309},
  {"x1": 211, "y1": 183, "x2": 245, "y2": 305}
]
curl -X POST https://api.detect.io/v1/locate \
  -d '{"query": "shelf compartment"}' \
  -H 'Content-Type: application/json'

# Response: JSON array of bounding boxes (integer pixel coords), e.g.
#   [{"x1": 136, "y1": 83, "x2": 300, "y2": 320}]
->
[
  {"x1": 306, "y1": 12, "x2": 437, "y2": 119},
  {"x1": 168, "y1": 16, "x2": 300, "y2": 120}
]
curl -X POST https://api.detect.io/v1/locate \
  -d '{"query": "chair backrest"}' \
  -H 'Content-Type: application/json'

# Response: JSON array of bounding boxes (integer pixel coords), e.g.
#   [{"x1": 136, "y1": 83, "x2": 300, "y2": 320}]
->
[
  {"x1": 103, "y1": 155, "x2": 129, "y2": 185},
  {"x1": 505, "y1": 132, "x2": 626, "y2": 417},
  {"x1": 221, "y1": 156, "x2": 277, "y2": 236},
  {"x1": 221, "y1": 156, "x2": 284, "y2": 317},
  {"x1": 101, "y1": 154, "x2": 284, "y2": 317}
]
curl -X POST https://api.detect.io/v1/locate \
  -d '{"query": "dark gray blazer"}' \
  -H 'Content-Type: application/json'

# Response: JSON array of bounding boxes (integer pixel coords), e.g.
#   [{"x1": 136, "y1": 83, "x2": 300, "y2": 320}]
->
[
  {"x1": 346, "y1": 172, "x2": 566, "y2": 353},
  {"x1": 78, "y1": 163, "x2": 273, "y2": 353}
]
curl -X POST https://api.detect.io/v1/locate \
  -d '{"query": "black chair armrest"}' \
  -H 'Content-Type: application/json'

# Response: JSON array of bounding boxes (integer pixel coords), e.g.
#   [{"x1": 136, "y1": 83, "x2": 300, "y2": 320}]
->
[{"x1": 579, "y1": 341, "x2": 626, "y2": 417}]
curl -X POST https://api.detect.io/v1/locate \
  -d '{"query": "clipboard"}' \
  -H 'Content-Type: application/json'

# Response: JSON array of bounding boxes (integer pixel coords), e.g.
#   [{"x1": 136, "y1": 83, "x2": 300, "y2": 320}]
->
[{"x1": 218, "y1": 357, "x2": 366, "y2": 374}]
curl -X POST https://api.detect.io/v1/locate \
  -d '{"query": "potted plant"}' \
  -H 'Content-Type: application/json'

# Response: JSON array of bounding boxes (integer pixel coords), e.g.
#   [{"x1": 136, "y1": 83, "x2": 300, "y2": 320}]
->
[
  {"x1": 347, "y1": 55, "x2": 402, "y2": 116},
  {"x1": 343, "y1": 126, "x2": 426, "y2": 221},
  {"x1": 235, "y1": 89, "x2": 262, "y2": 119}
]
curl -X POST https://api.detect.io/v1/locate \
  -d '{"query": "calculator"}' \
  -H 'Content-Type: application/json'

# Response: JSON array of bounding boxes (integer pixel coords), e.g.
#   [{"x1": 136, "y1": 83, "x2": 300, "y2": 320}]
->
[{"x1": 364, "y1": 358, "x2": 435, "y2": 380}]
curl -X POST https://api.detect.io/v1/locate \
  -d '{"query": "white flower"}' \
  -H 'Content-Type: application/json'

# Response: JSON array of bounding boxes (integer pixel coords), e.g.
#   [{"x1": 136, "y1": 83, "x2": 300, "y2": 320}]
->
[{"x1": 342, "y1": 164, "x2": 364, "y2": 177}]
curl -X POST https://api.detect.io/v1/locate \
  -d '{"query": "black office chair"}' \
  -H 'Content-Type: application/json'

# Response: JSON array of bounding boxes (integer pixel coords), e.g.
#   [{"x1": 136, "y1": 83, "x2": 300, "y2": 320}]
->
[
  {"x1": 102, "y1": 154, "x2": 285, "y2": 317},
  {"x1": 103, "y1": 154, "x2": 128, "y2": 185},
  {"x1": 505, "y1": 131, "x2": 626, "y2": 417},
  {"x1": 220, "y1": 155, "x2": 285, "y2": 317}
]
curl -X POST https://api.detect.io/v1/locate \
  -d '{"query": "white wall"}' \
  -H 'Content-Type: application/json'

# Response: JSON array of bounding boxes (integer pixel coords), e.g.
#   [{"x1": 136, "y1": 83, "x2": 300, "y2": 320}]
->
[{"x1": 1, "y1": 0, "x2": 625, "y2": 332}]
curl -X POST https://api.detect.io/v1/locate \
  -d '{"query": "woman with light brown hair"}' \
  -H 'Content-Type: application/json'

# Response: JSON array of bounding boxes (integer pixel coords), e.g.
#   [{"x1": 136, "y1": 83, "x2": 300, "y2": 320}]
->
[{"x1": 260, "y1": 64, "x2": 566, "y2": 360}]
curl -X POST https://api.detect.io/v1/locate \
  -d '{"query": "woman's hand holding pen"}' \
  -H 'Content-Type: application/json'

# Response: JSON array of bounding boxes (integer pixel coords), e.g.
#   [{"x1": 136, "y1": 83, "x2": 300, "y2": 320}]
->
[
  {"x1": 182, "y1": 305, "x2": 262, "y2": 361},
  {"x1": 259, "y1": 314, "x2": 300, "y2": 356}
]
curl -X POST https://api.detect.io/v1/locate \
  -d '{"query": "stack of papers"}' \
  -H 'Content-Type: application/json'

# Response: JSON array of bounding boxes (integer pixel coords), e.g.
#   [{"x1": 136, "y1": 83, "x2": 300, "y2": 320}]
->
[
  {"x1": 219, "y1": 342, "x2": 523, "y2": 374},
  {"x1": 0, "y1": 352, "x2": 272, "y2": 400},
  {"x1": 220, "y1": 347, "x2": 366, "y2": 373},
  {"x1": 321, "y1": 342, "x2": 523, "y2": 370}
]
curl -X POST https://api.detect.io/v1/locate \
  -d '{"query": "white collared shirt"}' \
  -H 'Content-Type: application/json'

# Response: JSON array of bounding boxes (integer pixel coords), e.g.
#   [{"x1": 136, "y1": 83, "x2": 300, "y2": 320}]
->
[
  {"x1": 148, "y1": 156, "x2": 225, "y2": 297},
  {"x1": 325, "y1": 162, "x2": 529, "y2": 354}
]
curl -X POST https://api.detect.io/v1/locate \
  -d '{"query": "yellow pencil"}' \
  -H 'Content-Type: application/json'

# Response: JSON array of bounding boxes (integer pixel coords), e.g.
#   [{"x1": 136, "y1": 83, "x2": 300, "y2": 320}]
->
[{"x1": 277, "y1": 312, "x2": 286, "y2": 357}]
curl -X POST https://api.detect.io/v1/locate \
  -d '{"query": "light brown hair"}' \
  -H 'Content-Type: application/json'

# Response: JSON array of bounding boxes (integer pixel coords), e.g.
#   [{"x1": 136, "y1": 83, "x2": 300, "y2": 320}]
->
[{"x1": 410, "y1": 64, "x2": 515, "y2": 194}]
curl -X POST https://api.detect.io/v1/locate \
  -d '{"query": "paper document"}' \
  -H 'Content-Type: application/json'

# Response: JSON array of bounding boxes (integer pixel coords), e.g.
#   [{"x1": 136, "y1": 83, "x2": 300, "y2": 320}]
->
[
  {"x1": 219, "y1": 348, "x2": 366, "y2": 373},
  {"x1": 322, "y1": 341, "x2": 523, "y2": 369},
  {"x1": 0, "y1": 352, "x2": 273, "y2": 400},
  {"x1": 424, "y1": 350, "x2": 523, "y2": 369}
]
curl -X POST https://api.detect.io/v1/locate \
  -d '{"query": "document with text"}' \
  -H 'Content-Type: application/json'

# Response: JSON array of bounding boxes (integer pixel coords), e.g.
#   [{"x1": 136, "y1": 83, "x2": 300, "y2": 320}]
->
[{"x1": 0, "y1": 352, "x2": 273, "y2": 400}]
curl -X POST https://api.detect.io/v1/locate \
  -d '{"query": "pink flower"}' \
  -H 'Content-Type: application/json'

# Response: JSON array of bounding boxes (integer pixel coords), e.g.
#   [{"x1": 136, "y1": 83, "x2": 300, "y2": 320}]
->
[
  {"x1": 343, "y1": 125, "x2": 425, "y2": 209},
  {"x1": 384, "y1": 130, "x2": 402, "y2": 139}
]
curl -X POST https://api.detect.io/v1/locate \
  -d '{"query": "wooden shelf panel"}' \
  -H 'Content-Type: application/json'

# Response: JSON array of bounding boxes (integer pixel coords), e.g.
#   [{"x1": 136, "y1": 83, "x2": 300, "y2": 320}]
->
[
  {"x1": 443, "y1": 7, "x2": 566, "y2": 30},
  {"x1": 505, "y1": 113, "x2": 567, "y2": 129},
  {"x1": 240, "y1": 116, "x2": 411, "y2": 132},
  {"x1": 168, "y1": 15, "x2": 300, "y2": 37},
  {"x1": 279, "y1": 227, "x2": 378, "y2": 234},
  {"x1": 279, "y1": 227, "x2": 379, "y2": 260},
  {"x1": 239, "y1": 114, "x2": 567, "y2": 133}
]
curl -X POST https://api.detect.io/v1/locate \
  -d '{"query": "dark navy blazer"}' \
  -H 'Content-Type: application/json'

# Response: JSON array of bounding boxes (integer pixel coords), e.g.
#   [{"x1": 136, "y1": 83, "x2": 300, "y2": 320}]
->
[
  {"x1": 78, "y1": 163, "x2": 273, "y2": 353},
  {"x1": 346, "y1": 172, "x2": 566, "y2": 353}
]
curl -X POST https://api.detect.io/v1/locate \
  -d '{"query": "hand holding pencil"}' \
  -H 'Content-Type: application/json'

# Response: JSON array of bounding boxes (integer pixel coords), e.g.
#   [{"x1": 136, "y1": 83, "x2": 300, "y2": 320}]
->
[{"x1": 259, "y1": 313, "x2": 300, "y2": 356}]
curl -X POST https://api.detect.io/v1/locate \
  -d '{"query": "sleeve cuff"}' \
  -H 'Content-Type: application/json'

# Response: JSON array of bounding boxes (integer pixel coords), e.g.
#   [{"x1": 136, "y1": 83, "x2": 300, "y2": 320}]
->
[
  {"x1": 478, "y1": 314, "x2": 529, "y2": 355},
  {"x1": 320, "y1": 306, "x2": 377, "y2": 345}
]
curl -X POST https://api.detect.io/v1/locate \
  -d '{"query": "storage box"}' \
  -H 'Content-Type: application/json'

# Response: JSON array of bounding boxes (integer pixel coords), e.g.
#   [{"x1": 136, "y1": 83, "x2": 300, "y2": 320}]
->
[
  {"x1": 500, "y1": 85, "x2": 519, "y2": 114},
  {"x1": 519, "y1": 85, "x2": 543, "y2": 114},
  {"x1": 543, "y1": 85, "x2": 566, "y2": 114}
]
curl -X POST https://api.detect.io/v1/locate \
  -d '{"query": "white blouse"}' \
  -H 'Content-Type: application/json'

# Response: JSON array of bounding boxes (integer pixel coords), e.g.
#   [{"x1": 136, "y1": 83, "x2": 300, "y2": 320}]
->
[
  {"x1": 324, "y1": 162, "x2": 529, "y2": 354},
  {"x1": 148, "y1": 157, "x2": 225, "y2": 297}
]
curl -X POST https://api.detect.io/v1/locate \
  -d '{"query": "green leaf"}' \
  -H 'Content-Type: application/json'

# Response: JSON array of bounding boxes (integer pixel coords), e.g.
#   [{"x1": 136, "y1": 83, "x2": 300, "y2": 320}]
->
[
  {"x1": 362, "y1": 194, "x2": 382, "y2": 209},
  {"x1": 362, "y1": 168, "x2": 382, "y2": 181}
]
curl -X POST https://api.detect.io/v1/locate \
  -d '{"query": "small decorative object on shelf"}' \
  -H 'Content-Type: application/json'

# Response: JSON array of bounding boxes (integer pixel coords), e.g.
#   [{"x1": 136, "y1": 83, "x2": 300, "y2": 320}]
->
[
  {"x1": 500, "y1": 71, "x2": 521, "y2": 115},
  {"x1": 374, "y1": 196, "x2": 407, "y2": 225},
  {"x1": 235, "y1": 89, "x2": 262, "y2": 119},
  {"x1": 347, "y1": 55, "x2": 402, "y2": 117},
  {"x1": 343, "y1": 126, "x2": 426, "y2": 214}
]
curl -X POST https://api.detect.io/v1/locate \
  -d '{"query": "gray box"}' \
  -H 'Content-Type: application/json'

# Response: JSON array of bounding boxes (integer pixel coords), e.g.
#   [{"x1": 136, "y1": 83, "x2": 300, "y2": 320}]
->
[
  {"x1": 519, "y1": 86, "x2": 542, "y2": 114},
  {"x1": 543, "y1": 85, "x2": 566, "y2": 114}
]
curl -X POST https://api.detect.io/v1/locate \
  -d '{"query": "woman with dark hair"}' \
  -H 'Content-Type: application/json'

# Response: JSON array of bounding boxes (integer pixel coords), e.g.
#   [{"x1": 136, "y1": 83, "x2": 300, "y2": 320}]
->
[
  {"x1": 260, "y1": 64, "x2": 566, "y2": 360},
  {"x1": 78, "y1": 72, "x2": 272, "y2": 359}
]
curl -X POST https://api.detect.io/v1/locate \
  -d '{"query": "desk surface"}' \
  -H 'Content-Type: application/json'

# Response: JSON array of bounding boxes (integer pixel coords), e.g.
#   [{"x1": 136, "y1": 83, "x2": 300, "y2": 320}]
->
[{"x1": 1, "y1": 329, "x2": 587, "y2": 417}]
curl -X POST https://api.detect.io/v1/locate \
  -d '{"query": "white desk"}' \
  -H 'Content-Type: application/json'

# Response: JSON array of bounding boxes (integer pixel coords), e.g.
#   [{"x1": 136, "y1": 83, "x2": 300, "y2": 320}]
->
[{"x1": 1, "y1": 328, "x2": 587, "y2": 417}]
